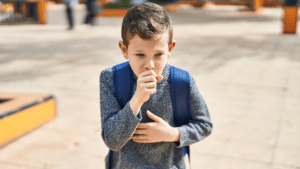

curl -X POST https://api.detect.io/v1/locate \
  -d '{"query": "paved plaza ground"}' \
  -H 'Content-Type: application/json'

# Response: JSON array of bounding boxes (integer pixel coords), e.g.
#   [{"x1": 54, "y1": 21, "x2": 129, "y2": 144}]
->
[{"x1": 0, "y1": 4, "x2": 300, "y2": 169}]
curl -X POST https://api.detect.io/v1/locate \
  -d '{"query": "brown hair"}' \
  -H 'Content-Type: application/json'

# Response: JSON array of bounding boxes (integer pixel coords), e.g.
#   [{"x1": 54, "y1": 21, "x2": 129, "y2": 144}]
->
[{"x1": 121, "y1": 2, "x2": 173, "y2": 48}]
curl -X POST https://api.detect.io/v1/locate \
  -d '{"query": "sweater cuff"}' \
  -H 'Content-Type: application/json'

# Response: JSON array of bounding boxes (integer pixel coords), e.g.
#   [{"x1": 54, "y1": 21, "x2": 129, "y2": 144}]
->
[
  {"x1": 174, "y1": 126, "x2": 189, "y2": 148},
  {"x1": 121, "y1": 102, "x2": 142, "y2": 124}
]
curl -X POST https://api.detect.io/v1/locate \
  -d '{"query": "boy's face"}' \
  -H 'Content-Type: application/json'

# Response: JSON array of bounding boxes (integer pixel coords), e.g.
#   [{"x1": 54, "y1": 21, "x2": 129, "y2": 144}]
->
[{"x1": 119, "y1": 31, "x2": 176, "y2": 77}]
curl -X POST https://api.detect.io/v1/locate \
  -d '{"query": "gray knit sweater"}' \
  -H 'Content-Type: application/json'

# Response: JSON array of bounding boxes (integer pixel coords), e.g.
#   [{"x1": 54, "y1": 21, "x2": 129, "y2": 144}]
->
[{"x1": 100, "y1": 63, "x2": 212, "y2": 169}]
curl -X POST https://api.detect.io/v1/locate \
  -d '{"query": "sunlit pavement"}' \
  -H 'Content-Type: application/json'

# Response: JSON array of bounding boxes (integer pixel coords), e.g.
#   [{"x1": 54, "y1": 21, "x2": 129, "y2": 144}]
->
[{"x1": 0, "y1": 4, "x2": 300, "y2": 169}]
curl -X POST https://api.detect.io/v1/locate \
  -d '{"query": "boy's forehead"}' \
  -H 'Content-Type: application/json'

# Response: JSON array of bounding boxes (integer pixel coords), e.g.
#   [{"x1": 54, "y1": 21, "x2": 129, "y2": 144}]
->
[{"x1": 128, "y1": 31, "x2": 169, "y2": 48}]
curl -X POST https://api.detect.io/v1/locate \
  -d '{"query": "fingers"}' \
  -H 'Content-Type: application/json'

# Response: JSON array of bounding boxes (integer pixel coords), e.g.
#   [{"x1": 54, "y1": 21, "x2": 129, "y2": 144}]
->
[
  {"x1": 138, "y1": 75, "x2": 156, "y2": 84},
  {"x1": 136, "y1": 83, "x2": 156, "y2": 94},
  {"x1": 144, "y1": 82, "x2": 156, "y2": 89},
  {"x1": 139, "y1": 70, "x2": 157, "y2": 78},
  {"x1": 131, "y1": 133, "x2": 148, "y2": 141},
  {"x1": 132, "y1": 139, "x2": 153, "y2": 143},
  {"x1": 134, "y1": 128, "x2": 146, "y2": 135},
  {"x1": 136, "y1": 123, "x2": 151, "y2": 129},
  {"x1": 138, "y1": 70, "x2": 163, "y2": 83},
  {"x1": 146, "y1": 110, "x2": 162, "y2": 122},
  {"x1": 146, "y1": 88, "x2": 156, "y2": 94},
  {"x1": 131, "y1": 134, "x2": 155, "y2": 143},
  {"x1": 134, "y1": 69, "x2": 162, "y2": 104},
  {"x1": 144, "y1": 76, "x2": 157, "y2": 83}
]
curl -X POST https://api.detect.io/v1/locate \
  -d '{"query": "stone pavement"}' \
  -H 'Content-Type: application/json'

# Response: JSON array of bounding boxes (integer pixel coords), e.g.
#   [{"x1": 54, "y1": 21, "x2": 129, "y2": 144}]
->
[{"x1": 1, "y1": 4, "x2": 300, "y2": 169}]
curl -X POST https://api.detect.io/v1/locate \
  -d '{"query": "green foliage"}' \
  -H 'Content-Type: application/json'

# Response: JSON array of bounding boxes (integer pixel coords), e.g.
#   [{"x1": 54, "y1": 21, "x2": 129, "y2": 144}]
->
[
  {"x1": 103, "y1": 0, "x2": 133, "y2": 9},
  {"x1": 150, "y1": 0, "x2": 169, "y2": 6}
]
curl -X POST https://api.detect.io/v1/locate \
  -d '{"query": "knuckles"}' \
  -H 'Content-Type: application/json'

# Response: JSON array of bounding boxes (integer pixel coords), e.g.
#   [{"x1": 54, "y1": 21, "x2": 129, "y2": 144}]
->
[
  {"x1": 153, "y1": 83, "x2": 157, "y2": 88},
  {"x1": 144, "y1": 123, "x2": 151, "y2": 128},
  {"x1": 148, "y1": 70, "x2": 157, "y2": 76},
  {"x1": 150, "y1": 76, "x2": 156, "y2": 82}
]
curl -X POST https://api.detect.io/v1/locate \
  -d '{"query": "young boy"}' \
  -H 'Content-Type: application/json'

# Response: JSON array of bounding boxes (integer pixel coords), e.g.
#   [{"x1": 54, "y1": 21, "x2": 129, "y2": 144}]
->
[{"x1": 100, "y1": 2, "x2": 212, "y2": 169}]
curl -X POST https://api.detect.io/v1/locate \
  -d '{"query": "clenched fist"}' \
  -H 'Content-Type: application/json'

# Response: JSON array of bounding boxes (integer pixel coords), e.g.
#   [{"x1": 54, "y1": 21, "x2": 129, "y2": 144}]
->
[
  {"x1": 129, "y1": 70, "x2": 163, "y2": 115},
  {"x1": 136, "y1": 70, "x2": 163, "y2": 103}
]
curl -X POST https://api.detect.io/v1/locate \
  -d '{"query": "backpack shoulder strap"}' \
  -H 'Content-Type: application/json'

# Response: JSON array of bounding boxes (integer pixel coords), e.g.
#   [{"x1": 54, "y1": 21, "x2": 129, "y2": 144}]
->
[
  {"x1": 170, "y1": 65, "x2": 191, "y2": 126},
  {"x1": 112, "y1": 61, "x2": 134, "y2": 108},
  {"x1": 170, "y1": 65, "x2": 191, "y2": 163}
]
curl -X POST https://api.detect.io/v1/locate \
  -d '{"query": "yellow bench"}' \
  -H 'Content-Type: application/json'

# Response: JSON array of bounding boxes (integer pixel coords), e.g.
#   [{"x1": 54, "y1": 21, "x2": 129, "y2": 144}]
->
[{"x1": 0, "y1": 93, "x2": 56, "y2": 147}]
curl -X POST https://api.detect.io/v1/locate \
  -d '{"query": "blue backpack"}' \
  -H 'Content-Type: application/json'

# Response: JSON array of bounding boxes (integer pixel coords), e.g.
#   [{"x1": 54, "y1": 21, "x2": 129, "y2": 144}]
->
[{"x1": 108, "y1": 61, "x2": 191, "y2": 168}]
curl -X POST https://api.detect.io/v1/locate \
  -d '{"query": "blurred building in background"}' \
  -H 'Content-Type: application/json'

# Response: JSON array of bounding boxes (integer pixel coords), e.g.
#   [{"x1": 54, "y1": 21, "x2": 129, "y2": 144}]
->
[{"x1": 0, "y1": 0, "x2": 298, "y2": 31}]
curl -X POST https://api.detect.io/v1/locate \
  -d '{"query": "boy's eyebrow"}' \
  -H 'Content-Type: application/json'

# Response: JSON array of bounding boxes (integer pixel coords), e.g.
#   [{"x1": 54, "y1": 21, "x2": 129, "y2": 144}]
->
[
  {"x1": 154, "y1": 49, "x2": 165, "y2": 52},
  {"x1": 134, "y1": 49, "x2": 165, "y2": 53},
  {"x1": 134, "y1": 50, "x2": 145, "y2": 52}
]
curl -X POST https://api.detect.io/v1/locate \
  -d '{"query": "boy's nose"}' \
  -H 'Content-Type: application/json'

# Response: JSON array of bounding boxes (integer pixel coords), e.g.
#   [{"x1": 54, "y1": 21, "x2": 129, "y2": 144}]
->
[{"x1": 145, "y1": 60, "x2": 155, "y2": 70}]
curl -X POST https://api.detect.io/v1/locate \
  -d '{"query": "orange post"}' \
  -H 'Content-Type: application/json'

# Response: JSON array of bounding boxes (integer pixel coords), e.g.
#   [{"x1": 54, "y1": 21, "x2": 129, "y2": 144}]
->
[
  {"x1": 254, "y1": 0, "x2": 263, "y2": 8},
  {"x1": 36, "y1": 0, "x2": 46, "y2": 24},
  {"x1": 13, "y1": 3, "x2": 18, "y2": 13},
  {"x1": 98, "y1": 8, "x2": 129, "y2": 17},
  {"x1": 21, "y1": 3, "x2": 29, "y2": 18},
  {"x1": 99, "y1": 0, "x2": 107, "y2": 5},
  {"x1": 238, "y1": 0, "x2": 263, "y2": 12},
  {"x1": 195, "y1": 1, "x2": 215, "y2": 8},
  {"x1": 283, "y1": 6, "x2": 298, "y2": 34}
]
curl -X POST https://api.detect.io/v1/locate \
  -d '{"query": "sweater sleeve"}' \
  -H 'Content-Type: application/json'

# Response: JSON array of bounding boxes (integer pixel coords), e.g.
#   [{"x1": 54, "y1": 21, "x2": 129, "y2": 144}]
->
[
  {"x1": 100, "y1": 68, "x2": 142, "y2": 151},
  {"x1": 174, "y1": 76, "x2": 213, "y2": 148}
]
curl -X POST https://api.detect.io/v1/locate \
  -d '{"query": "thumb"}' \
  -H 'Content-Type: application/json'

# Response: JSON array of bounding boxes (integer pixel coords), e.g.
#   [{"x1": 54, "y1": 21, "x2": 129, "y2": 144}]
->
[
  {"x1": 147, "y1": 110, "x2": 161, "y2": 122},
  {"x1": 156, "y1": 75, "x2": 163, "y2": 82}
]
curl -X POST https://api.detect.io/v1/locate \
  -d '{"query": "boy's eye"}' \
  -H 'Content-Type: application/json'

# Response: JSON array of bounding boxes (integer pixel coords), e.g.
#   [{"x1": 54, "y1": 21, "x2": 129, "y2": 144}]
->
[
  {"x1": 136, "y1": 54, "x2": 145, "y2": 57},
  {"x1": 155, "y1": 53, "x2": 163, "y2": 57}
]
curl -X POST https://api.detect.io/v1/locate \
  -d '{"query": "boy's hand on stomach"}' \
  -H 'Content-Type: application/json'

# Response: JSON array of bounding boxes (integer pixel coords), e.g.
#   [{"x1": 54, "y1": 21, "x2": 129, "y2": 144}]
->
[
  {"x1": 131, "y1": 110, "x2": 180, "y2": 143},
  {"x1": 129, "y1": 70, "x2": 163, "y2": 115}
]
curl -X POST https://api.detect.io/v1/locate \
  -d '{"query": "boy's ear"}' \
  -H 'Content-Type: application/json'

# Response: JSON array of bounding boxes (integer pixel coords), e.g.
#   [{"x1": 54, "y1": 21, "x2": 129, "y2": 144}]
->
[
  {"x1": 168, "y1": 40, "x2": 176, "y2": 58},
  {"x1": 119, "y1": 41, "x2": 128, "y2": 59}
]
